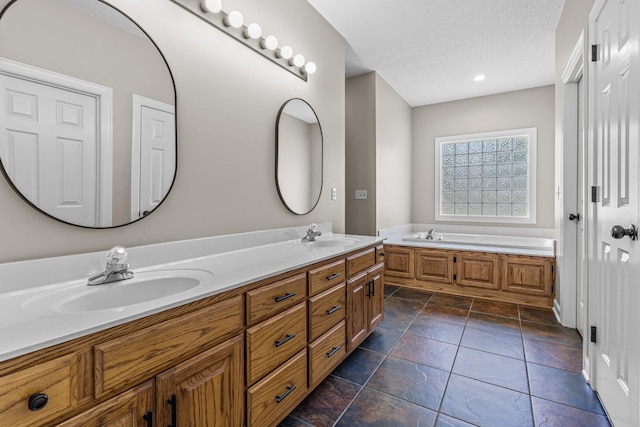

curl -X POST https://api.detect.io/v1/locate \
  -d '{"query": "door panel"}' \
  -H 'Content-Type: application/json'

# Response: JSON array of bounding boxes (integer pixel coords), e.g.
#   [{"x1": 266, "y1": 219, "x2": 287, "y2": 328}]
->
[
  {"x1": 591, "y1": 1, "x2": 639, "y2": 426},
  {"x1": 0, "y1": 74, "x2": 98, "y2": 226}
]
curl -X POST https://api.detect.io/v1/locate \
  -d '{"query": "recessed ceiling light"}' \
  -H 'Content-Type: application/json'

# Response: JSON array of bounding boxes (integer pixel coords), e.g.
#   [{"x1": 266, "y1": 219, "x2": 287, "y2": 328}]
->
[{"x1": 474, "y1": 74, "x2": 486, "y2": 82}]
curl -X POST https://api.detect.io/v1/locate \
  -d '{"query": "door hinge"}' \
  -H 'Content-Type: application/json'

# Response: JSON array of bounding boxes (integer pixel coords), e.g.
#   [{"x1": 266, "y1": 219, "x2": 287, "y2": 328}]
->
[
  {"x1": 590, "y1": 326, "x2": 597, "y2": 343},
  {"x1": 591, "y1": 44, "x2": 598, "y2": 62},
  {"x1": 453, "y1": 274, "x2": 457, "y2": 281},
  {"x1": 453, "y1": 256, "x2": 457, "y2": 263},
  {"x1": 591, "y1": 186, "x2": 598, "y2": 203}
]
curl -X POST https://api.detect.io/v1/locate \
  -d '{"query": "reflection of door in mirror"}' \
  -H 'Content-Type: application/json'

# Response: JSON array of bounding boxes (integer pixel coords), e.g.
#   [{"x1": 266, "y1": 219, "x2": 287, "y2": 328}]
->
[
  {"x1": 131, "y1": 95, "x2": 176, "y2": 221},
  {"x1": 0, "y1": 58, "x2": 113, "y2": 227},
  {"x1": 0, "y1": 0, "x2": 176, "y2": 228}
]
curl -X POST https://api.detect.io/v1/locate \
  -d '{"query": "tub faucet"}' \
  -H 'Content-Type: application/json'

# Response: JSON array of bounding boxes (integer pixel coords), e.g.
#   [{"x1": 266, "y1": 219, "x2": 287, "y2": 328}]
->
[
  {"x1": 88, "y1": 246, "x2": 134, "y2": 286},
  {"x1": 302, "y1": 223, "x2": 322, "y2": 242},
  {"x1": 426, "y1": 228, "x2": 436, "y2": 240}
]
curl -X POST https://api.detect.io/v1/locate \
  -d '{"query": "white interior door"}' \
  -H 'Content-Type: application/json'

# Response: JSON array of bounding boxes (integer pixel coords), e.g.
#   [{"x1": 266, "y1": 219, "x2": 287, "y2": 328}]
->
[
  {"x1": 0, "y1": 73, "x2": 98, "y2": 226},
  {"x1": 131, "y1": 95, "x2": 175, "y2": 220},
  {"x1": 591, "y1": 1, "x2": 640, "y2": 426},
  {"x1": 576, "y1": 75, "x2": 587, "y2": 338}
]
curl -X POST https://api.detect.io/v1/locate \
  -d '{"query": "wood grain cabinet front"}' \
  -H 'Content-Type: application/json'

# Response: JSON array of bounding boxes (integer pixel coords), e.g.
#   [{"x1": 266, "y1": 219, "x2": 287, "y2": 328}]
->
[
  {"x1": 246, "y1": 273, "x2": 307, "y2": 326},
  {"x1": 246, "y1": 302, "x2": 307, "y2": 386},
  {"x1": 308, "y1": 283, "x2": 346, "y2": 341},
  {"x1": 308, "y1": 321, "x2": 346, "y2": 387},
  {"x1": 415, "y1": 249, "x2": 454, "y2": 285},
  {"x1": 384, "y1": 246, "x2": 415, "y2": 279},
  {"x1": 0, "y1": 353, "x2": 78, "y2": 427},
  {"x1": 156, "y1": 335, "x2": 244, "y2": 427},
  {"x1": 94, "y1": 295, "x2": 243, "y2": 398},
  {"x1": 247, "y1": 350, "x2": 308, "y2": 427},
  {"x1": 456, "y1": 251, "x2": 500, "y2": 290},
  {"x1": 55, "y1": 380, "x2": 153, "y2": 427},
  {"x1": 308, "y1": 259, "x2": 345, "y2": 295}
]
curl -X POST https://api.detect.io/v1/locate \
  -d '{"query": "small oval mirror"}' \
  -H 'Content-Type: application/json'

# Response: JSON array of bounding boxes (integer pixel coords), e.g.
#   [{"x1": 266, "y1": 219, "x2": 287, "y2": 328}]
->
[
  {"x1": 276, "y1": 98, "x2": 323, "y2": 215},
  {"x1": 0, "y1": 0, "x2": 176, "y2": 228}
]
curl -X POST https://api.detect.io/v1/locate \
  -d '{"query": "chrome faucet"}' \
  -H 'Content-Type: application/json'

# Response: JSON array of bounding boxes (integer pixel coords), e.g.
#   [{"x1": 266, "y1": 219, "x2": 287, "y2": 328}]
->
[
  {"x1": 426, "y1": 228, "x2": 436, "y2": 240},
  {"x1": 301, "y1": 223, "x2": 322, "y2": 242},
  {"x1": 88, "y1": 246, "x2": 134, "y2": 286}
]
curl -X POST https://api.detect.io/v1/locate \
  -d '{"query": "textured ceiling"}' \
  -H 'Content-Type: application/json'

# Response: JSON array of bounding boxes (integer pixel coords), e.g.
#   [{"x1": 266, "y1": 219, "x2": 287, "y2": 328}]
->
[{"x1": 307, "y1": 0, "x2": 566, "y2": 107}]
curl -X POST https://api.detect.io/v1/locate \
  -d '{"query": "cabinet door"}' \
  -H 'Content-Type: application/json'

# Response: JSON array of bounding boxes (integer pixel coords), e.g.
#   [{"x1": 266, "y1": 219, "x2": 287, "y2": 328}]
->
[
  {"x1": 367, "y1": 264, "x2": 384, "y2": 332},
  {"x1": 384, "y1": 246, "x2": 415, "y2": 279},
  {"x1": 156, "y1": 334, "x2": 244, "y2": 427},
  {"x1": 415, "y1": 249, "x2": 454, "y2": 284},
  {"x1": 500, "y1": 255, "x2": 554, "y2": 297},
  {"x1": 346, "y1": 271, "x2": 368, "y2": 351},
  {"x1": 56, "y1": 380, "x2": 154, "y2": 427},
  {"x1": 456, "y1": 252, "x2": 500, "y2": 290}
]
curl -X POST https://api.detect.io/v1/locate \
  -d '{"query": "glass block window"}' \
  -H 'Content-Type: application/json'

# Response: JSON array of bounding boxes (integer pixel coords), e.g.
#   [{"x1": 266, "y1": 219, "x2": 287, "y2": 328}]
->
[{"x1": 435, "y1": 128, "x2": 537, "y2": 224}]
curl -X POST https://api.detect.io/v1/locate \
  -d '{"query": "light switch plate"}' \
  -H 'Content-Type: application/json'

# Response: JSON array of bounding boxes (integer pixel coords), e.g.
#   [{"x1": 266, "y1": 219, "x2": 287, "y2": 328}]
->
[{"x1": 355, "y1": 190, "x2": 367, "y2": 200}]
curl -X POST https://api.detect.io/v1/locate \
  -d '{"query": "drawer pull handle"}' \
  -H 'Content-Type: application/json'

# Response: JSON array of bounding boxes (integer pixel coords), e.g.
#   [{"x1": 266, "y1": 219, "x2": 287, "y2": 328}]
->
[
  {"x1": 167, "y1": 394, "x2": 177, "y2": 427},
  {"x1": 326, "y1": 346, "x2": 342, "y2": 358},
  {"x1": 274, "y1": 292, "x2": 297, "y2": 303},
  {"x1": 143, "y1": 410, "x2": 153, "y2": 427},
  {"x1": 326, "y1": 305, "x2": 341, "y2": 315},
  {"x1": 275, "y1": 385, "x2": 297, "y2": 403},
  {"x1": 28, "y1": 393, "x2": 48, "y2": 411},
  {"x1": 274, "y1": 333, "x2": 296, "y2": 348},
  {"x1": 326, "y1": 273, "x2": 341, "y2": 280}
]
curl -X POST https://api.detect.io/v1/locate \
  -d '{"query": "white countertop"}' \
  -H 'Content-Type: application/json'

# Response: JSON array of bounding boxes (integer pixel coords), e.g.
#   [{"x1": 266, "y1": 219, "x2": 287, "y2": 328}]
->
[{"x1": 0, "y1": 225, "x2": 383, "y2": 362}]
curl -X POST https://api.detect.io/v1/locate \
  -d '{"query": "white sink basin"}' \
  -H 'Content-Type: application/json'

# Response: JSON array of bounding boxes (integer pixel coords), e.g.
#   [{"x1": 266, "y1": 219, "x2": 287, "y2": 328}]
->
[
  {"x1": 302, "y1": 237, "x2": 360, "y2": 248},
  {"x1": 22, "y1": 269, "x2": 213, "y2": 313}
]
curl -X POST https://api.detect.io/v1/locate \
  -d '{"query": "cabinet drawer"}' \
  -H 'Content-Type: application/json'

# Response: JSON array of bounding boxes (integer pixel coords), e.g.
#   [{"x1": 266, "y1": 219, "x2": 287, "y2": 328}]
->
[
  {"x1": 246, "y1": 273, "x2": 306, "y2": 325},
  {"x1": 94, "y1": 295, "x2": 242, "y2": 398},
  {"x1": 308, "y1": 283, "x2": 346, "y2": 341},
  {"x1": 0, "y1": 353, "x2": 78, "y2": 427},
  {"x1": 309, "y1": 321, "x2": 346, "y2": 386},
  {"x1": 347, "y1": 248, "x2": 375, "y2": 278},
  {"x1": 246, "y1": 302, "x2": 307, "y2": 385},
  {"x1": 247, "y1": 350, "x2": 307, "y2": 427},
  {"x1": 308, "y1": 259, "x2": 345, "y2": 296}
]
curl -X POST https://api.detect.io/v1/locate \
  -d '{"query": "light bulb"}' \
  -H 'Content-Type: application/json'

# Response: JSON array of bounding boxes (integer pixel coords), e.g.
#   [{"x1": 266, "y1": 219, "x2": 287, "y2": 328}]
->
[
  {"x1": 243, "y1": 23, "x2": 262, "y2": 39},
  {"x1": 303, "y1": 61, "x2": 317, "y2": 75},
  {"x1": 290, "y1": 54, "x2": 305, "y2": 67},
  {"x1": 260, "y1": 35, "x2": 278, "y2": 50},
  {"x1": 277, "y1": 45, "x2": 293, "y2": 59},
  {"x1": 223, "y1": 10, "x2": 243, "y2": 28},
  {"x1": 200, "y1": 0, "x2": 222, "y2": 13}
]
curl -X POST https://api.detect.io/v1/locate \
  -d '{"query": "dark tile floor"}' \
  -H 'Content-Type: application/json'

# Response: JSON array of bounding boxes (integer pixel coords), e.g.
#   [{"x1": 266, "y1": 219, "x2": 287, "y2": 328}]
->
[{"x1": 280, "y1": 286, "x2": 612, "y2": 427}]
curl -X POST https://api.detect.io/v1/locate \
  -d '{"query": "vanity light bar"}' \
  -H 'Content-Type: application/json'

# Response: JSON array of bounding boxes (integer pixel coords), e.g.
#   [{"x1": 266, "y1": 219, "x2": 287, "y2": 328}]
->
[{"x1": 170, "y1": 0, "x2": 316, "y2": 81}]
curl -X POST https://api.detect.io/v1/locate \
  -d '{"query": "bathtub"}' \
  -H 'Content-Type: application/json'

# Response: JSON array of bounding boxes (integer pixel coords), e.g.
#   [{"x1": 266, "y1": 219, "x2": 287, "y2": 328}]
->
[{"x1": 402, "y1": 232, "x2": 554, "y2": 252}]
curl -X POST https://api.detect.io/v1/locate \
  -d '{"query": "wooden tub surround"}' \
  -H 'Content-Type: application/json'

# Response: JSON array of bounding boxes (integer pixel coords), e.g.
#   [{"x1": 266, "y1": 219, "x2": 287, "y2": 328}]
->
[
  {"x1": 0, "y1": 243, "x2": 385, "y2": 427},
  {"x1": 384, "y1": 244, "x2": 555, "y2": 307}
]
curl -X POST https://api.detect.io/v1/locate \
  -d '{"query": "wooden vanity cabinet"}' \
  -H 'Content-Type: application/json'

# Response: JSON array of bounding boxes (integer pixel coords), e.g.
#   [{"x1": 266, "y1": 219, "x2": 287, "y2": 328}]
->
[
  {"x1": 0, "y1": 242, "x2": 385, "y2": 427},
  {"x1": 346, "y1": 252, "x2": 385, "y2": 352},
  {"x1": 384, "y1": 244, "x2": 555, "y2": 307}
]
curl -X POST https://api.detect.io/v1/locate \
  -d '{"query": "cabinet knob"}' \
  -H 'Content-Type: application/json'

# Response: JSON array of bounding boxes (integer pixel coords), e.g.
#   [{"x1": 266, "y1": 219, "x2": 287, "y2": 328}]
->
[{"x1": 28, "y1": 393, "x2": 48, "y2": 411}]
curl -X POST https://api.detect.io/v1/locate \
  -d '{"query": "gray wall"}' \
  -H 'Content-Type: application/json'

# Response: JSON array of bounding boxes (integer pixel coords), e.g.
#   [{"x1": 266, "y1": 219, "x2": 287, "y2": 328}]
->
[
  {"x1": 412, "y1": 85, "x2": 556, "y2": 229},
  {"x1": 0, "y1": 0, "x2": 346, "y2": 263},
  {"x1": 375, "y1": 75, "x2": 412, "y2": 231}
]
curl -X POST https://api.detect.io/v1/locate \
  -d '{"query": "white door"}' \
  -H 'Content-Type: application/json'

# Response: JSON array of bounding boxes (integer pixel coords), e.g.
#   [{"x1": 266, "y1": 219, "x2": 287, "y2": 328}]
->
[
  {"x1": 131, "y1": 95, "x2": 175, "y2": 220},
  {"x1": 591, "y1": 1, "x2": 640, "y2": 426},
  {"x1": 576, "y1": 75, "x2": 587, "y2": 338},
  {"x1": 0, "y1": 73, "x2": 98, "y2": 226}
]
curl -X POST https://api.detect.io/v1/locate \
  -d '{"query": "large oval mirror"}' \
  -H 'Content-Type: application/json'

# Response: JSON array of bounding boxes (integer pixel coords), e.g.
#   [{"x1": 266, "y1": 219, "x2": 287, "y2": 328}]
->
[
  {"x1": 276, "y1": 98, "x2": 323, "y2": 215},
  {"x1": 0, "y1": 0, "x2": 176, "y2": 228}
]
